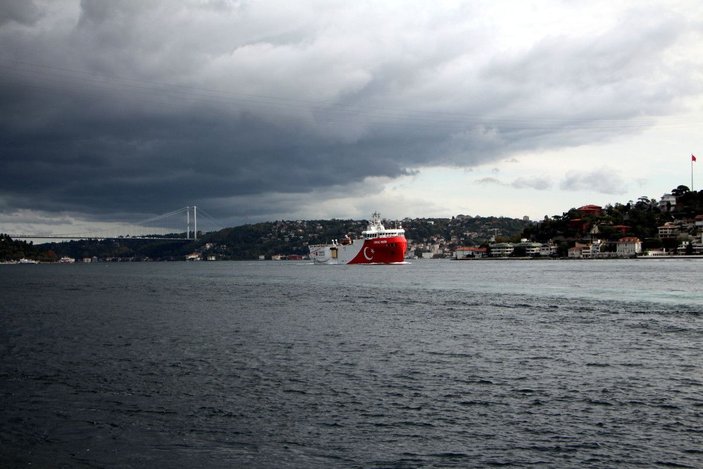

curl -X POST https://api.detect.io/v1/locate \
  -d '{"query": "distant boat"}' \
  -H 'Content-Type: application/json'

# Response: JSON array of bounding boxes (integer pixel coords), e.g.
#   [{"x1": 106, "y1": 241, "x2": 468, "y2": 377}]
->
[
  {"x1": 19, "y1": 258, "x2": 38, "y2": 264},
  {"x1": 308, "y1": 212, "x2": 407, "y2": 264}
]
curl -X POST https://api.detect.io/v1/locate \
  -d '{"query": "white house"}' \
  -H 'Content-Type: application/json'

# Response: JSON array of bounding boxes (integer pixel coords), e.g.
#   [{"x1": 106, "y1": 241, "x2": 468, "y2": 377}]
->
[
  {"x1": 515, "y1": 239, "x2": 542, "y2": 256},
  {"x1": 540, "y1": 243, "x2": 558, "y2": 257},
  {"x1": 616, "y1": 237, "x2": 642, "y2": 257},
  {"x1": 581, "y1": 240, "x2": 603, "y2": 259},
  {"x1": 691, "y1": 234, "x2": 703, "y2": 255},
  {"x1": 659, "y1": 193, "x2": 677, "y2": 212},
  {"x1": 489, "y1": 242, "x2": 514, "y2": 257}
]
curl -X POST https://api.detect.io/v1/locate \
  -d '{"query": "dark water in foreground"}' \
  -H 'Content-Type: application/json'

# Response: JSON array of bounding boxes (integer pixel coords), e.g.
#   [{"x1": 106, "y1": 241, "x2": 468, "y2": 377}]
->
[{"x1": 1, "y1": 259, "x2": 701, "y2": 468}]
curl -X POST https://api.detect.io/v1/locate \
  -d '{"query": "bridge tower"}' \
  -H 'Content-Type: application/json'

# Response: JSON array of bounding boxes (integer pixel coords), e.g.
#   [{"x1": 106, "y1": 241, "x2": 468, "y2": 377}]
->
[{"x1": 186, "y1": 205, "x2": 198, "y2": 240}]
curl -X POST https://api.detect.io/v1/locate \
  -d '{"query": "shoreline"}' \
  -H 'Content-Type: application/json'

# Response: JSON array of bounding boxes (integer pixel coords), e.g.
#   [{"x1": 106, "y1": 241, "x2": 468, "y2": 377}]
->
[{"x1": 450, "y1": 255, "x2": 703, "y2": 261}]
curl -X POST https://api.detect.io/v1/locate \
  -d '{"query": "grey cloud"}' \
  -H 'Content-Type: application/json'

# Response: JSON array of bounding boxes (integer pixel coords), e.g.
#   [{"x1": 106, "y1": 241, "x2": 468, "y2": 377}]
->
[
  {"x1": 511, "y1": 177, "x2": 552, "y2": 190},
  {"x1": 476, "y1": 176, "x2": 552, "y2": 190},
  {"x1": 0, "y1": 1, "x2": 699, "y2": 225},
  {"x1": 0, "y1": 209, "x2": 73, "y2": 226},
  {"x1": 0, "y1": 0, "x2": 41, "y2": 26},
  {"x1": 482, "y1": 6, "x2": 695, "y2": 128},
  {"x1": 560, "y1": 169, "x2": 627, "y2": 195},
  {"x1": 476, "y1": 177, "x2": 503, "y2": 186}
]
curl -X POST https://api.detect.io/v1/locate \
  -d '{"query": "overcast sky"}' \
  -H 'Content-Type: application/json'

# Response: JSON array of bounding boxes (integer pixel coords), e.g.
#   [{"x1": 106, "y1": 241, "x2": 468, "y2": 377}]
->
[{"x1": 2, "y1": 0, "x2": 702, "y2": 236}]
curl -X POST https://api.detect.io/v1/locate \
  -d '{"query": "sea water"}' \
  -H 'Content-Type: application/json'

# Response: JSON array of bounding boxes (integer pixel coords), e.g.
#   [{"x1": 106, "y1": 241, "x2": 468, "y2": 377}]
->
[{"x1": 1, "y1": 259, "x2": 701, "y2": 468}]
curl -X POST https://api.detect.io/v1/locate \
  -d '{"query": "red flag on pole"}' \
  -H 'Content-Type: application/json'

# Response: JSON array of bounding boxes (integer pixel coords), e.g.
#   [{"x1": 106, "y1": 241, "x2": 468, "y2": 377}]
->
[{"x1": 693, "y1": 154, "x2": 697, "y2": 162}]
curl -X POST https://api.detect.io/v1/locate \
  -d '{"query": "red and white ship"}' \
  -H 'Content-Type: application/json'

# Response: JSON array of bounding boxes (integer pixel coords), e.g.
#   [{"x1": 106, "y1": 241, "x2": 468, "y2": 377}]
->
[{"x1": 309, "y1": 212, "x2": 407, "y2": 264}]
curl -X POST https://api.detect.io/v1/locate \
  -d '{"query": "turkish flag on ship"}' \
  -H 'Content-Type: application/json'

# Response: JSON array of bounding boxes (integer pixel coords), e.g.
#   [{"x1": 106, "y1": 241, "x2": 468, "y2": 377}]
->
[{"x1": 693, "y1": 154, "x2": 697, "y2": 162}]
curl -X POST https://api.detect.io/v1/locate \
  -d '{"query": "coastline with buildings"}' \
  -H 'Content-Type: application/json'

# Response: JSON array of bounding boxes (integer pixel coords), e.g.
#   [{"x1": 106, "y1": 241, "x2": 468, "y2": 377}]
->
[
  {"x1": 2, "y1": 187, "x2": 703, "y2": 263},
  {"x1": 414, "y1": 187, "x2": 703, "y2": 260}
]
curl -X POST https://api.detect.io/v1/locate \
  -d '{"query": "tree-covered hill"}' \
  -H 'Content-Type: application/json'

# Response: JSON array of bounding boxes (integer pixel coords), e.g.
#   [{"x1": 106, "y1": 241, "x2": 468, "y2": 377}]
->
[
  {"x1": 198, "y1": 215, "x2": 531, "y2": 260},
  {"x1": 402, "y1": 215, "x2": 531, "y2": 246},
  {"x1": 521, "y1": 186, "x2": 703, "y2": 254},
  {"x1": 11, "y1": 187, "x2": 700, "y2": 261},
  {"x1": 18, "y1": 214, "x2": 530, "y2": 261},
  {"x1": 1, "y1": 234, "x2": 58, "y2": 262},
  {"x1": 33, "y1": 238, "x2": 193, "y2": 261}
]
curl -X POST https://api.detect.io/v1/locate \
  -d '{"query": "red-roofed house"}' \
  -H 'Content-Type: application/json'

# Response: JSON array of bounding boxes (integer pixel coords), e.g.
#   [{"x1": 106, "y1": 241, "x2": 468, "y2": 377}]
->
[{"x1": 578, "y1": 205, "x2": 603, "y2": 216}]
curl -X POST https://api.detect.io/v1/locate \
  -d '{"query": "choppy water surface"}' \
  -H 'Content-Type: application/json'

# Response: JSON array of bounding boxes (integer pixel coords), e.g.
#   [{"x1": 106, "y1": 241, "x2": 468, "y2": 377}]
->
[{"x1": 1, "y1": 259, "x2": 701, "y2": 468}]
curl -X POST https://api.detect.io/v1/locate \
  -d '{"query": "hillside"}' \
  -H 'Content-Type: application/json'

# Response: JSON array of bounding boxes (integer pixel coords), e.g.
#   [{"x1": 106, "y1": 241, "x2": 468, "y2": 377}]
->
[
  {"x1": 13, "y1": 215, "x2": 529, "y2": 261},
  {"x1": 198, "y1": 215, "x2": 532, "y2": 260},
  {"x1": 6, "y1": 186, "x2": 701, "y2": 261},
  {"x1": 0, "y1": 234, "x2": 59, "y2": 262},
  {"x1": 521, "y1": 187, "x2": 703, "y2": 255}
]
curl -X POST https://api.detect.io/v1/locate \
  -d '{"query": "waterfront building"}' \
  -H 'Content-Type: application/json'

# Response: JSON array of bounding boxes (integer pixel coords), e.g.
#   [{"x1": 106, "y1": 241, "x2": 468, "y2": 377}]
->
[
  {"x1": 616, "y1": 237, "x2": 642, "y2": 257},
  {"x1": 539, "y1": 243, "x2": 558, "y2": 257},
  {"x1": 692, "y1": 234, "x2": 703, "y2": 255},
  {"x1": 453, "y1": 247, "x2": 487, "y2": 260},
  {"x1": 568, "y1": 242, "x2": 590, "y2": 258},
  {"x1": 581, "y1": 240, "x2": 603, "y2": 259},
  {"x1": 489, "y1": 242, "x2": 514, "y2": 257},
  {"x1": 515, "y1": 239, "x2": 542, "y2": 256}
]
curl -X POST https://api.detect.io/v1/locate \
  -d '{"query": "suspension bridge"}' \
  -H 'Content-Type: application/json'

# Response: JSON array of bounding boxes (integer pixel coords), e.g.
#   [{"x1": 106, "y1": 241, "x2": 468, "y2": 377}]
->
[{"x1": 8, "y1": 206, "x2": 222, "y2": 241}]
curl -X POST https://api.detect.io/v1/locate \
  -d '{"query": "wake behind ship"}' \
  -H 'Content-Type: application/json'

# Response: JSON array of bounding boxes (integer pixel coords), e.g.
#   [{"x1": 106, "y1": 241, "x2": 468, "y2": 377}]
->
[{"x1": 309, "y1": 212, "x2": 407, "y2": 264}]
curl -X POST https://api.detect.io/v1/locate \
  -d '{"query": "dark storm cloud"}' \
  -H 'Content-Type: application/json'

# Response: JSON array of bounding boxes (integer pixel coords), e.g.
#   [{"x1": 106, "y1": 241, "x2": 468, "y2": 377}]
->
[
  {"x1": 0, "y1": 0, "x2": 42, "y2": 26},
  {"x1": 0, "y1": 1, "x2": 699, "y2": 223}
]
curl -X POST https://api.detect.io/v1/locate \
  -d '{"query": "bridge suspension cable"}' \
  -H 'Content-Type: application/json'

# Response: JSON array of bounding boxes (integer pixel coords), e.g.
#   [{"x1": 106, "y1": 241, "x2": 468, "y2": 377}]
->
[
  {"x1": 8, "y1": 205, "x2": 218, "y2": 241},
  {"x1": 197, "y1": 207, "x2": 225, "y2": 231}
]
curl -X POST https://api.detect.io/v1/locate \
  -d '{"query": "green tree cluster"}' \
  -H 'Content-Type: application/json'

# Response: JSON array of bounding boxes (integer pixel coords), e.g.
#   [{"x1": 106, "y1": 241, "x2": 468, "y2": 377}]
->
[
  {"x1": 521, "y1": 187, "x2": 703, "y2": 251},
  {"x1": 0, "y1": 234, "x2": 56, "y2": 262}
]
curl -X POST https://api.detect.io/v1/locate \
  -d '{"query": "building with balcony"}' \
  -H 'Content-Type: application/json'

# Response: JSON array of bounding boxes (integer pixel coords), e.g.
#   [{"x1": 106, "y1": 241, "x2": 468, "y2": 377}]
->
[
  {"x1": 489, "y1": 242, "x2": 514, "y2": 257},
  {"x1": 658, "y1": 222, "x2": 679, "y2": 239}
]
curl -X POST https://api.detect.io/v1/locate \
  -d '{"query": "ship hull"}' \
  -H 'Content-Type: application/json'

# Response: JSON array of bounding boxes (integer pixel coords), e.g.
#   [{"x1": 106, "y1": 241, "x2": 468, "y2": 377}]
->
[{"x1": 309, "y1": 236, "x2": 407, "y2": 264}]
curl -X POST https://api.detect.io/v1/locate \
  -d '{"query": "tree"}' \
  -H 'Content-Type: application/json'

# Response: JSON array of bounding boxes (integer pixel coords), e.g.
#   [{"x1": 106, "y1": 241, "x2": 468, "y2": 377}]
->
[
  {"x1": 511, "y1": 245, "x2": 527, "y2": 257},
  {"x1": 671, "y1": 185, "x2": 690, "y2": 197}
]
